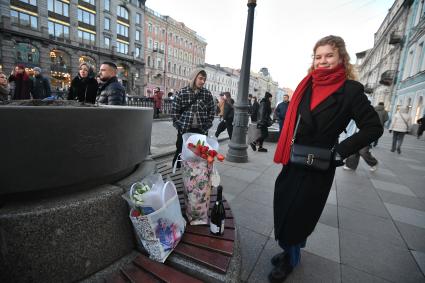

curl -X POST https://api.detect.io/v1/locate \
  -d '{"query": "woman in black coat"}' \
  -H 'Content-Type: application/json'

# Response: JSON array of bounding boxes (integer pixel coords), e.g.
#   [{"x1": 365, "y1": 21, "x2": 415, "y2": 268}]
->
[
  {"x1": 270, "y1": 36, "x2": 383, "y2": 283},
  {"x1": 67, "y1": 62, "x2": 98, "y2": 104}
]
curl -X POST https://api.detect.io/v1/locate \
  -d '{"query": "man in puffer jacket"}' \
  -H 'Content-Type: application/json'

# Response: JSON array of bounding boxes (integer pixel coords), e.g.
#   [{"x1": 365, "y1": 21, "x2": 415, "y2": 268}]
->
[
  {"x1": 389, "y1": 107, "x2": 411, "y2": 154},
  {"x1": 96, "y1": 62, "x2": 125, "y2": 105}
]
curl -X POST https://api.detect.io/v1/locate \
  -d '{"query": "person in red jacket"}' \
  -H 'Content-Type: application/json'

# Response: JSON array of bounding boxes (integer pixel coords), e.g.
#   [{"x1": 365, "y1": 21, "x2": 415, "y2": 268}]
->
[
  {"x1": 153, "y1": 87, "x2": 163, "y2": 118},
  {"x1": 8, "y1": 64, "x2": 32, "y2": 100}
]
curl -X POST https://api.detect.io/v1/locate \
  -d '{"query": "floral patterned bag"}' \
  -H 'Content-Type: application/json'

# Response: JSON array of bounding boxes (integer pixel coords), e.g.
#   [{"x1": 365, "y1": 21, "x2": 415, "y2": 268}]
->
[
  {"x1": 128, "y1": 181, "x2": 186, "y2": 262},
  {"x1": 181, "y1": 160, "x2": 213, "y2": 225}
]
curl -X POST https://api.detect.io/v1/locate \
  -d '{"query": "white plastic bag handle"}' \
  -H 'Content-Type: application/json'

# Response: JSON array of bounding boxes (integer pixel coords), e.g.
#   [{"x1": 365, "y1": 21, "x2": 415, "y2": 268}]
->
[{"x1": 162, "y1": 181, "x2": 177, "y2": 204}]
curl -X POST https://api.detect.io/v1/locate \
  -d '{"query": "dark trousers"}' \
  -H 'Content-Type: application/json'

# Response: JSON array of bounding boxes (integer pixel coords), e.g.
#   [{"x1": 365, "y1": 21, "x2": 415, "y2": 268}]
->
[
  {"x1": 215, "y1": 120, "x2": 227, "y2": 137},
  {"x1": 392, "y1": 131, "x2": 406, "y2": 151},
  {"x1": 226, "y1": 120, "x2": 233, "y2": 139},
  {"x1": 154, "y1": 108, "x2": 160, "y2": 118},
  {"x1": 255, "y1": 125, "x2": 268, "y2": 147},
  {"x1": 345, "y1": 146, "x2": 378, "y2": 170},
  {"x1": 172, "y1": 128, "x2": 205, "y2": 168}
]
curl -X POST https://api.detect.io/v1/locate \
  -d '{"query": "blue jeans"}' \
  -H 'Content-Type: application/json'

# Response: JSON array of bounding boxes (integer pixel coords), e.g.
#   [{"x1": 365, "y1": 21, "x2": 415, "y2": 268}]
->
[{"x1": 278, "y1": 240, "x2": 307, "y2": 267}]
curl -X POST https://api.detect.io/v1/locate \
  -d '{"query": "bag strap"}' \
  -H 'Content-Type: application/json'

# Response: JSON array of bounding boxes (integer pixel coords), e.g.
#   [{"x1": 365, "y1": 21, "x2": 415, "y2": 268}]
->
[
  {"x1": 291, "y1": 114, "x2": 336, "y2": 152},
  {"x1": 291, "y1": 114, "x2": 302, "y2": 145},
  {"x1": 399, "y1": 113, "x2": 409, "y2": 129}
]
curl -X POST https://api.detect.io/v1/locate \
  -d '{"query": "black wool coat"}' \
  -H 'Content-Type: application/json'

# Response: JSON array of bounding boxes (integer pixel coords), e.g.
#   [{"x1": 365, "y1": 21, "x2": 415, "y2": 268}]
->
[
  {"x1": 67, "y1": 76, "x2": 98, "y2": 104},
  {"x1": 274, "y1": 80, "x2": 383, "y2": 245}
]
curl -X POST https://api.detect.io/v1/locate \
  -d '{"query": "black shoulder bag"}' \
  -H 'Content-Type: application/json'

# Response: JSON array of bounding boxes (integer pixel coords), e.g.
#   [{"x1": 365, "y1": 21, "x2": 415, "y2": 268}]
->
[{"x1": 289, "y1": 115, "x2": 335, "y2": 171}]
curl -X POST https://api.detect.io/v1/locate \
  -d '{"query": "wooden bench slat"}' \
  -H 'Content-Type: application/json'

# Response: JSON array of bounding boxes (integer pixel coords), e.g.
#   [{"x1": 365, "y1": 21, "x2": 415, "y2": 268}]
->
[
  {"x1": 133, "y1": 254, "x2": 203, "y2": 283},
  {"x1": 182, "y1": 233, "x2": 234, "y2": 256},
  {"x1": 120, "y1": 263, "x2": 159, "y2": 283},
  {"x1": 185, "y1": 225, "x2": 235, "y2": 241},
  {"x1": 105, "y1": 272, "x2": 129, "y2": 283},
  {"x1": 174, "y1": 242, "x2": 231, "y2": 274}
]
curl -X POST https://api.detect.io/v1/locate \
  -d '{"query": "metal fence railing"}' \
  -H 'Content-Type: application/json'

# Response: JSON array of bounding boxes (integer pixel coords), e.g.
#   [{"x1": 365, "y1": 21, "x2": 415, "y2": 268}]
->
[{"x1": 126, "y1": 96, "x2": 173, "y2": 116}]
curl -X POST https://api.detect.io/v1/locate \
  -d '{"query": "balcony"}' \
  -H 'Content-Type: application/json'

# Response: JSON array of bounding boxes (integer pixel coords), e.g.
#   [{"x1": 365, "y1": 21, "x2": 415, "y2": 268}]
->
[
  {"x1": 379, "y1": 70, "x2": 397, "y2": 86},
  {"x1": 364, "y1": 83, "x2": 374, "y2": 94},
  {"x1": 389, "y1": 31, "x2": 403, "y2": 45}
]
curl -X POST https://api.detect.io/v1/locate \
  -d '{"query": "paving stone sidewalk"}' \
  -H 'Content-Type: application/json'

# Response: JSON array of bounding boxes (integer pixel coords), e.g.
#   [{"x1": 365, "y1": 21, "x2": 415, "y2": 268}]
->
[{"x1": 212, "y1": 130, "x2": 425, "y2": 283}]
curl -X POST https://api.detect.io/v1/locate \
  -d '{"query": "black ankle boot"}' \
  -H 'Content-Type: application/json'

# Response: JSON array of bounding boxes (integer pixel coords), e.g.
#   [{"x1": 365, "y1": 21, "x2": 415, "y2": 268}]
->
[
  {"x1": 270, "y1": 251, "x2": 288, "y2": 266},
  {"x1": 268, "y1": 261, "x2": 293, "y2": 283}
]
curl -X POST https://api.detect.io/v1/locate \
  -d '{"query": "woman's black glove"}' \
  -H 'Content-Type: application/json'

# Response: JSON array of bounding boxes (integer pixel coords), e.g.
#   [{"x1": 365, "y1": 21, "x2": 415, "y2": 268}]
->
[{"x1": 333, "y1": 152, "x2": 344, "y2": 167}]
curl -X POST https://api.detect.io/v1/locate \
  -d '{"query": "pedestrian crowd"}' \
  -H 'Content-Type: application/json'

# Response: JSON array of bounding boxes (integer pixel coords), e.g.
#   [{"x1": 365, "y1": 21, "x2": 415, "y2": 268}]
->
[{"x1": 1, "y1": 61, "x2": 126, "y2": 105}]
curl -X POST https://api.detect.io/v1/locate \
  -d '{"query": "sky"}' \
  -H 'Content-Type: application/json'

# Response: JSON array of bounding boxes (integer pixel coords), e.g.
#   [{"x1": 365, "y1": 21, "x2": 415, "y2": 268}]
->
[{"x1": 146, "y1": 0, "x2": 395, "y2": 90}]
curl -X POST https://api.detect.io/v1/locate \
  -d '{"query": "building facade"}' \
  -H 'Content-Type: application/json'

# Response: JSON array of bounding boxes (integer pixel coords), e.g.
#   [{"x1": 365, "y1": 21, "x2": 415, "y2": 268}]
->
[
  {"x1": 0, "y1": 0, "x2": 146, "y2": 94},
  {"x1": 143, "y1": 7, "x2": 206, "y2": 96},
  {"x1": 356, "y1": 0, "x2": 411, "y2": 109},
  {"x1": 392, "y1": 0, "x2": 425, "y2": 124},
  {"x1": 203, "y1": 63, "x2": 238, "y2": 98}
]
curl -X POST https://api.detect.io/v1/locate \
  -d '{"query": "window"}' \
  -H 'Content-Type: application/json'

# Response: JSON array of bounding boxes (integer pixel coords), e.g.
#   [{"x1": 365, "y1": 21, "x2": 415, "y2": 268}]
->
[
  {"x1": 78, "y1": 9, "x2": 95, "y2": 25},
  {"x1": 81, "y1": 0, "x2": 94, "y2": 5},
  {"x1": 154, "y1": 41, "x2": 158, "y2": 50},
  {"x1": 160, "y1": 42, "x2": 165, "y2": 51},
  {"x1": 416, "y1": 42, "x2": 424, "y2": 72},
  {"x1": 104, "y1": 36, "x2": 110, "y2": 47},
  {"x1": 48, "y1": 0, "x2": 69, "y2": 17},
  {"x1": 48, "y1": 21, "x2": 69, "y2": 38},
  {"x1": 147, "y1": 56, "x2": 151, "y2": 67},
  {"x1": 10, "y1": 9, "x2": 38, "y2": 29},
  {"x1": 117, "y1": 42, "x2": 128, "y2": 54},
  {"x1": 136, "y1": 13, "x2": 141, "y2": 25},
  {"x1": 117, "y1": 6, "x2": 129, "y2": 20},
  {"x1": 104, "y1": 18, "x2": 110, "y2": 30},
  {"x1": 104, "y1": 0, "x2": 110, "y2": 11},
  {"x1": 148, "y1": 23, "x2": 152, "y2": 32},
  {"x1": 135, "y1": 30, "x2": 140, "y2": 41},
  {"x1": 148, "y1": 38, "x2": 153, "y2": 49},
  {"x1": 78, "y1": 30, "x2": 95, "y2": 44},
  {"x1": 117, "y1": 23, "x2": 129, "y2": 37},
  {"x1": 19, "y1": 0, "x2": 36, "y2": 5},
  {"x1": 135, "y1": 47, "x2": 140, "y2": 58}
]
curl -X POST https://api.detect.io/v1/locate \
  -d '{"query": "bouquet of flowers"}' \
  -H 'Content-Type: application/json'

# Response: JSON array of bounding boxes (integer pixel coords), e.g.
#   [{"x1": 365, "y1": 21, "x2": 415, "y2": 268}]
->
[{"x1": 180, "y1": 134, "x2": 224, "y2": 225}]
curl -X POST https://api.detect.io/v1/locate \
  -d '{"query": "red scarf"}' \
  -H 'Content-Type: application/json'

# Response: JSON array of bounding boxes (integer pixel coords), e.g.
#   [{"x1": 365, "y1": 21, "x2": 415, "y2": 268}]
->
[{"x1": 273, "y1": 64, "x2": 346, "y2": 165}]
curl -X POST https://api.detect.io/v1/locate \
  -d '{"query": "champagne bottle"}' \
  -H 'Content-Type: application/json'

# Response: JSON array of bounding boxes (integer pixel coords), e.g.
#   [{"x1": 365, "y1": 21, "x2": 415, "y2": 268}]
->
[{"x1": 210, "y1": 185, "x2": 225, "y2": 235}]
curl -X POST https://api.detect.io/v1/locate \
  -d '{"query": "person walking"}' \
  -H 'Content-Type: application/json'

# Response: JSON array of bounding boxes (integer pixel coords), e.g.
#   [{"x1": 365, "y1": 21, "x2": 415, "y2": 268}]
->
[
  {"x1": 8, "y1": 64, "x2": 32, "y2": 100},
  {"x1": 223, "y1": 96, "x2": 234, "y2": 139},
  {"x1": 215, "y1": 92, "x2": 231, "y2": 138},
  {"x1": 251, "y1": 96, "x2": 259, "y2": 122},
  {"x1": 250, "y1": 92, "x2": 273, "y2": 152},
  {"x1": 271, "y1": 35, "x2": 383, "y2": 283},
  {"x1": 171, "y1": 68, "x2": 215, "y2": 168},
  {"x1": 67, "y1": 62, "x2": 98, "y2": 104},
  {"x1": 417, "y1": 113, "x2": 425, "y2": 139},
  {"x1": 389, "y1": 106, "x2": 411, "y2": 154},
  {"x1": 96, "y1": 62, "x2": 125, "y2": 105},
  {"x1": 0, "y1": 72, "x2": 10, "y2": 101},
  {"x1": 153, "y1": 87, "x2": 163, "y2": 118},
  {"x1": 372, "y1": 102, "x2": 389, "y2": 147},
  {"x1": 275, "y1": 94, "x2": 290, "y2": 133},
  {"x1": 31, "y1": 67, "x2": 51, "y2": 100}
]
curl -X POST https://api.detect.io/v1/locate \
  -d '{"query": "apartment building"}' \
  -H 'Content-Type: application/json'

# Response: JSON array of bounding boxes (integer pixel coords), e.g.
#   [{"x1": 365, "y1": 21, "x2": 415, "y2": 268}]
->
[{"x1": 0, "y1": 0, "x2": 146, "y2": 94}]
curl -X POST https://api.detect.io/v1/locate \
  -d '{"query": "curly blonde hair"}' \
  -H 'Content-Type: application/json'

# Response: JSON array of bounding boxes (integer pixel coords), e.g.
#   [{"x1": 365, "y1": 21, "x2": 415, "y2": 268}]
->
[{"x1": 308, "y1": 35, "x2": 357, "y2": 80}]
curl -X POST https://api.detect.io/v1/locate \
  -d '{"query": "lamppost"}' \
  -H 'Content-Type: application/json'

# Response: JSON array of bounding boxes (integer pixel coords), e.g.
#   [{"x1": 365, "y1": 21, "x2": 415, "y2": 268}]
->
[{"x1": 226, "y1": 0, "x2": 256, "y2": 163}]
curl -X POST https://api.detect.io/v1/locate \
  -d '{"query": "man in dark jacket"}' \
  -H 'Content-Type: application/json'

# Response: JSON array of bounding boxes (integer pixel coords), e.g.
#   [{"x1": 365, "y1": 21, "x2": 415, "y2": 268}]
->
[
  {"x1": 251, "y1": 96, "x2": 259, "y2": 122},
  {"x1": 171, "y1": 68, "x2": 215, "y2": 167},
  {"x1": 275, "y1": 94, "x2": 290, "y2": 133},
  {"x1": 31, "y1": 67, "x2": 51, "y2": 99},
  {"x1": 250, "y1": 92, "x2": 272, "y2": 152},
  {"x1": 372, "y1": 102, "x2": 389, "y2": 147},
  {"x1": 96, "y1": 62, "x2": 125, "y2": 105}
]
